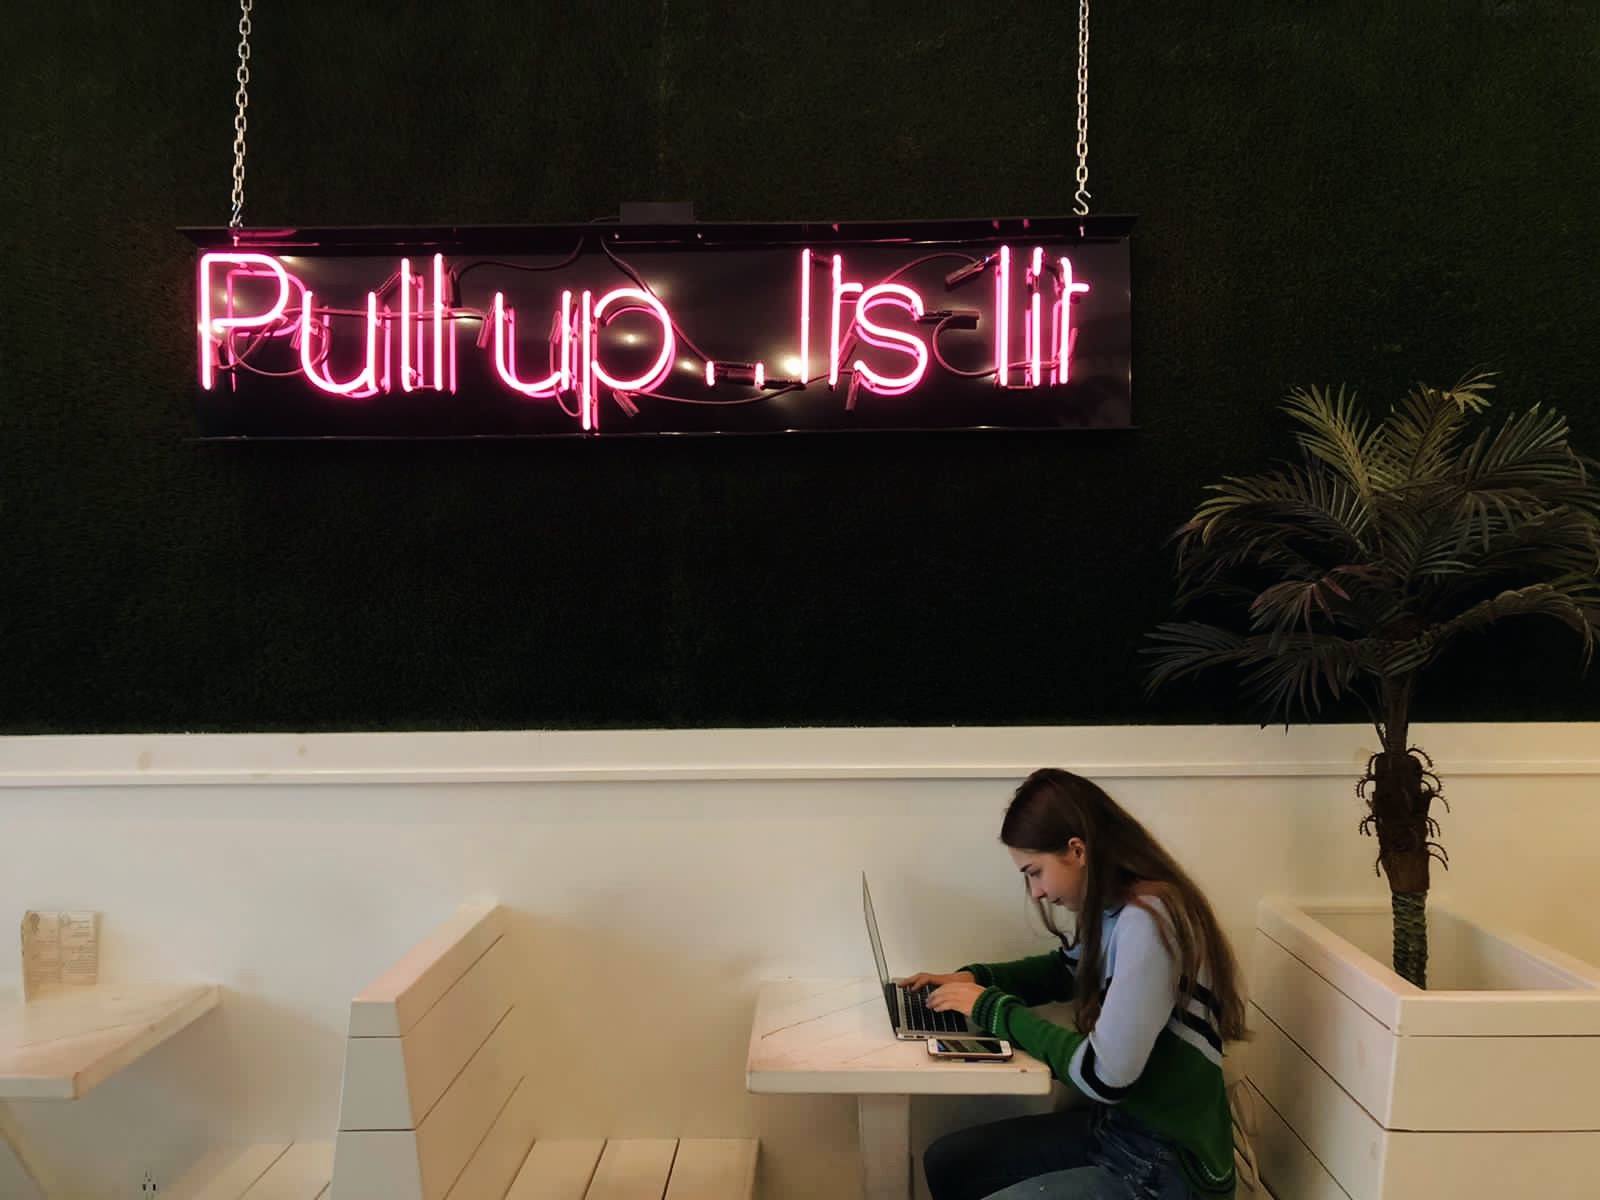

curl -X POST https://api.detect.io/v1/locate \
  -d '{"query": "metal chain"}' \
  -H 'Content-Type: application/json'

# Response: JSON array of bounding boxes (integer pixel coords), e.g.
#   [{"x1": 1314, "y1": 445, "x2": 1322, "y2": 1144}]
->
[
  {"x1": 230, "y1": 0, "x2": 254, "y2": 229},
  {"x1": 1073, "y1": 0, "x2": 1091, "y2": 216}
]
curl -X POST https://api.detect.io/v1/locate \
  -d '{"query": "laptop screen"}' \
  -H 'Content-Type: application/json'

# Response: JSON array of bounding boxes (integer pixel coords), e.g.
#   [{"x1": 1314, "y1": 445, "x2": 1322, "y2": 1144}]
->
[{"x1": 861, "y1": 874, "x2": 893, "y2": 989}]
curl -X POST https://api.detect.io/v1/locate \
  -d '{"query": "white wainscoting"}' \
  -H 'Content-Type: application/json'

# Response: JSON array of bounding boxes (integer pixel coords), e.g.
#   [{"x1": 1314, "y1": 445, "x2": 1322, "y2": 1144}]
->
[{"x1": 1, "y1": 723, "x2": 1596, "y2": 1199}]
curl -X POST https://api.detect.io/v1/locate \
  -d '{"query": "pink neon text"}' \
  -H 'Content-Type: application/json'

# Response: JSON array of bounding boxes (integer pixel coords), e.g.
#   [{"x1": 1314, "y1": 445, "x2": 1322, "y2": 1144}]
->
[{"x1": 197, "y1": 247, "x2": 1091, "y2": 411}]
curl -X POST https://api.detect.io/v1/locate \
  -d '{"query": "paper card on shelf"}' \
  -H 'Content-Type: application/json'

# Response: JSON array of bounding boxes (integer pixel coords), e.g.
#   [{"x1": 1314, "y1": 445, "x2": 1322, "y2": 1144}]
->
[
  {"x1": 21, "y1": 912, "x2": 59, "y2": 1000},
  {"x1": 20, "y1": 911, "x2": 100, "y2": 999},
  {"x1": 58, "y1": 912, "x2": 99, "y2": 986}
]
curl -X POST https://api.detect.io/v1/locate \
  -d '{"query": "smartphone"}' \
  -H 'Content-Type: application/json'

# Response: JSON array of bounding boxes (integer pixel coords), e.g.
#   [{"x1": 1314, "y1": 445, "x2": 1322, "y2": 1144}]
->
[{"x1": 926, "y1": 1037, "x2": 1013, "y2": 1061}]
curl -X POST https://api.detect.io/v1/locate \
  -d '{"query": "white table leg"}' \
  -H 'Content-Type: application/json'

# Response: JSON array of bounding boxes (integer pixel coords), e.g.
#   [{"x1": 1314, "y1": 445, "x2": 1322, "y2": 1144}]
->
[
  {"x1": 0, "y1": 1101, "x2": 54, "y2": 1200},
  {"x1": 857, "y1": 1093, "x2": 912, "y2": 1200}
]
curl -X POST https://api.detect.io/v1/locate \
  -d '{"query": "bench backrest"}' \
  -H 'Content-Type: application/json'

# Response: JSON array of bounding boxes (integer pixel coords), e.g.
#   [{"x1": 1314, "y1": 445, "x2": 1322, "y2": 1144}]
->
[{"x1": 330, "y1": 903, "x2": 539, "y2": 1200}]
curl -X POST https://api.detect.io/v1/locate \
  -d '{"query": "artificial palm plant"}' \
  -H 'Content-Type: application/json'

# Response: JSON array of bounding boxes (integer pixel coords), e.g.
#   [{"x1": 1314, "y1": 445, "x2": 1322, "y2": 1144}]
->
[{"x1": 1146, "y1": 372, "x2": 1600, "y2": 987}]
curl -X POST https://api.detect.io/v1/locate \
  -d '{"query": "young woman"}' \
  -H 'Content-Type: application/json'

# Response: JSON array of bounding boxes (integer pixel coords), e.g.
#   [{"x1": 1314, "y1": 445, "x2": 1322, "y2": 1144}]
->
[{"x1": 903, "y1": 768, "x2": 1249, "y2": 1200}]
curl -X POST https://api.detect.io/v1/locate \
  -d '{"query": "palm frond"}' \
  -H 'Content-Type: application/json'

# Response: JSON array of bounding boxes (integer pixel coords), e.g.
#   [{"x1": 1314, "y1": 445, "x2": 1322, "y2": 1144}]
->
[
  {"x1": 1247, "y1": 565, "x2": 1388, "y2": 635},
  {"x1": 1446, "y1": 489, "x2": 1595, "y2": 564},
  {"x1": 1177, "y1": 463, "x2": 1372, "y2": 567},
  {"x1": 1368, "y1": 486, "x2": 1444, "y2": 584},
  {"x1": 1236, "y1": 633, "x2": 1371, "y2": 718},
  {"x1": 1373, "y1": 368, "x2": 1496, "y2": 487},
  {"x1": 1466, "y1": 401, "x2": 1569, "y2": 469},
  {"x1": 1142, "y1": 623, "x2": 1257, "y2": 694},
  {"x1": 1445, "y1": 367, "x2": 1498, "y2": 408},
  {"x1": 1175, "y1": 543, "x2": 1337, "y2": 613},
  {"x1": 1456, "y1": 404, "x2": 1578, "y2": 494},
  {"x1": 1418, "y1": 508, "x2": 1600, "y2": 583},
  {"x1": 1281, "y1": 384, "x2": 1381, "y2": 502},
  {"x1": 1143, "y1": 622, "x2": 1379, "y2": 722},
  {"x1": 1401, "y1": 579, "x2": 1600, "y2": 671}
]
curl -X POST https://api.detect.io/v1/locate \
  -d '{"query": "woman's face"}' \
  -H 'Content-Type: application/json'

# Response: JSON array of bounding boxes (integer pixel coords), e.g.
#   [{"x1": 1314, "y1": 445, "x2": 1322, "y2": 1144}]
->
[{"x1": 1008, "y1": 840, "x2": 1088, "y2": 911}]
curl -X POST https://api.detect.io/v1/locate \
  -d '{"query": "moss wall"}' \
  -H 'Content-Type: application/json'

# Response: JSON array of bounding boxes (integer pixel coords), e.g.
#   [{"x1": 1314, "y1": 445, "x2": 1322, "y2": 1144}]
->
[{"x1": 2, "y1": 1, "x2": 1596, "y2": 731}]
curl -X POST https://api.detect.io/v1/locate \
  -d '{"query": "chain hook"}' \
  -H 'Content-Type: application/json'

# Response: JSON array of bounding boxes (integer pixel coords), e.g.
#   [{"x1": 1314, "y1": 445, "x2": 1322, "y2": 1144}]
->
[
  {"x1": 1073, "y1": 0, "x2": 1091, "y2": 219},
  {"x1": 229, "y1": 0, "x2": 254, "y2": 231}
]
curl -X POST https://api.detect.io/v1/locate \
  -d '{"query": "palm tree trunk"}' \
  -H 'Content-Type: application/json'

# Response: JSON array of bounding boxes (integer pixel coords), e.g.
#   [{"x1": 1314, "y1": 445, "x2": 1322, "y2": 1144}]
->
[
  {"x1": 1374, "y1": 684, "x2": 1430, "y2": 988},
  {"x1": 1390, "y1": 890, "x2": 1428, "y2": 987}
]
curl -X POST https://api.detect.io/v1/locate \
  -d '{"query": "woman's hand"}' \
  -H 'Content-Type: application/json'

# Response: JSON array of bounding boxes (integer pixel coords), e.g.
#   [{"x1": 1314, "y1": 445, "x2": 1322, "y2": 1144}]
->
[
  {"x1": 927, "y1": 981, "x2": 986, "y2": 1017},
  {"x1": 897, "y1": 971, "x2": 975, "y2": 993}
]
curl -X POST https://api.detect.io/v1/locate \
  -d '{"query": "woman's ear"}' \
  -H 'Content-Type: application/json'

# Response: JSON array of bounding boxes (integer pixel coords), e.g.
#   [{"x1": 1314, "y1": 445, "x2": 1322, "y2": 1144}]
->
[{"x1": 1066, "y1": 836, "x2": 1087, "y2": 864}]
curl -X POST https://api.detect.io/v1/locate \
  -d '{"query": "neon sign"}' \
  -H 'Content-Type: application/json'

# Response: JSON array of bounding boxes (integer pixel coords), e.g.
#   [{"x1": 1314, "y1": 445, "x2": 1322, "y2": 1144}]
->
[{"x1": 184, "y1": 217, "x2": 1133, "y2": 437}]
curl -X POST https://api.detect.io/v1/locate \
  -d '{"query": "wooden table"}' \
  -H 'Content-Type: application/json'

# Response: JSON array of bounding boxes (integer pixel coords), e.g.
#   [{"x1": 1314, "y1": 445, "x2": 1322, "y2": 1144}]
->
[
  {"x1": 747, "y1": 978, "x2": 1052, "y2": 1200},
  {"x1": 0, "y1": 982, "x2": 220, "y2": 1198}
]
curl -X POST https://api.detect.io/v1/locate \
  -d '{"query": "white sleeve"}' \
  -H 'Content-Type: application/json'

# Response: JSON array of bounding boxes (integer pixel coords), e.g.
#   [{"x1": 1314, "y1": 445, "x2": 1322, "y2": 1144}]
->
[{"x1": 1066, "y1": 901, "x2": 1180, "y2": 1103}]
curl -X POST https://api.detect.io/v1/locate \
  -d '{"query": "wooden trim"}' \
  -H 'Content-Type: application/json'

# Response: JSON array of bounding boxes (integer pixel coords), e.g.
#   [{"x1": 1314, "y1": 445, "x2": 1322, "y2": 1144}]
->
[{"x1": 4, "y1": 723, "x2": 1598, "y2": 788}]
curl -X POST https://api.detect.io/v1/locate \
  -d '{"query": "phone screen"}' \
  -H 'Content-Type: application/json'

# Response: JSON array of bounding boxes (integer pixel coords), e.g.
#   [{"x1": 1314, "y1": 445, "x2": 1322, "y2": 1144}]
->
[{"x1": 935, "y1": 1038, "x2": 1007, "y2": 1055}]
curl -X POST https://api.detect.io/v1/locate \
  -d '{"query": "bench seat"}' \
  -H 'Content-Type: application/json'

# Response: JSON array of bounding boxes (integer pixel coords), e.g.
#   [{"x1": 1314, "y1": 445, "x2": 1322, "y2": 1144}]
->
[
  {"x1": 168, "y1": 1140, "x2": 334, "y2": 1200},
  {"x1": 510, "y1": 1137, "x2": 758, "y2": 1200}
]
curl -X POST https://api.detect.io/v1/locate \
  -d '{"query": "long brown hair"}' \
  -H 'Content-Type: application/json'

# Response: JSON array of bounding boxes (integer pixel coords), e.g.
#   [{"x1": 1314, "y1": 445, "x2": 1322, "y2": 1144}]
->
[{"x1": 1001, "y1": 768, "x2": 1249, "y2": 1042}]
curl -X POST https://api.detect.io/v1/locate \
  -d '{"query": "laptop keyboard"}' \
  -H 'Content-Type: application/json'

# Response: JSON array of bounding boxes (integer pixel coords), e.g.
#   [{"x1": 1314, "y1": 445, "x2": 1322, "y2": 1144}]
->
[{"x1": 901, "y1": 986, "x2": 968, "y2": 1034}]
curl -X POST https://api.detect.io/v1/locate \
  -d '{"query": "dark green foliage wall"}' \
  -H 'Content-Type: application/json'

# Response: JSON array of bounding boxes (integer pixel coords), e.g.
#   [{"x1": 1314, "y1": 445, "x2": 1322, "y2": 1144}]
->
[{"x1": 3, "y1": 1, "x2": 1597, "y2": 732}]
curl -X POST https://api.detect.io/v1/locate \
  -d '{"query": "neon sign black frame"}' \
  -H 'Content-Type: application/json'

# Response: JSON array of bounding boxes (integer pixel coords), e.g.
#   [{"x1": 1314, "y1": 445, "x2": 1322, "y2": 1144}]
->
[{"x1": 183, "y1": 215, "x2": 1133, "y2": 439}]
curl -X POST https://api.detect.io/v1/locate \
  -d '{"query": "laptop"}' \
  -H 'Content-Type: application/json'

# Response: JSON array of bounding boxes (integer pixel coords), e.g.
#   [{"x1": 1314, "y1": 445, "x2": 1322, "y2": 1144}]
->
[{"x1": 862, "y1": 873, "x2": 980, "y2": 1040}]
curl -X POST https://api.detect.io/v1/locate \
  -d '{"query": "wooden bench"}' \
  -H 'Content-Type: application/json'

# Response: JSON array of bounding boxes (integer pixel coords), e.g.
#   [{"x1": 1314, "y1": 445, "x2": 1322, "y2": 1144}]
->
[{"x1": 330, "y1": 902, "x2": 758, "y2": 1200}]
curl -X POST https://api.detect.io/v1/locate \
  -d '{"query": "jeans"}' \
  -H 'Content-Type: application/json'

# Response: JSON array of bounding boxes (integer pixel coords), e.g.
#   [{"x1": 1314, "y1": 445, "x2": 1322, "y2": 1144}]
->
[{"x1": 924, "y1": 1104, "x2": 1207, "y2": 1200}]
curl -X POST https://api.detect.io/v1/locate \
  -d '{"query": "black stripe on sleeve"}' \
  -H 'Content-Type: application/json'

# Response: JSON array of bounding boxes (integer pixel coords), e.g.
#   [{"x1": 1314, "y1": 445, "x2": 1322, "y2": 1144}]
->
[{"x1": 1080, "y1": 1040, "x2": 1133, "y2": 1101}]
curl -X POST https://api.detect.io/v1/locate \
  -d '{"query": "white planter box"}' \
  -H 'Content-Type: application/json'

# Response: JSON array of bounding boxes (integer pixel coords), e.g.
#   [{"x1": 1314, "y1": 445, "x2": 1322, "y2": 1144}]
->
[{"x1": 1245, "y1": 896, "x2": 1600, "y2": 1200}]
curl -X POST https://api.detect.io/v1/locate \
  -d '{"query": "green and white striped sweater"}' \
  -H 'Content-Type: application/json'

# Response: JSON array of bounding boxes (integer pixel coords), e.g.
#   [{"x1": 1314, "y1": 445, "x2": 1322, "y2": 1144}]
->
[{"x1": 962, "y1": 899, "x2": 1237, "y2": 1196}]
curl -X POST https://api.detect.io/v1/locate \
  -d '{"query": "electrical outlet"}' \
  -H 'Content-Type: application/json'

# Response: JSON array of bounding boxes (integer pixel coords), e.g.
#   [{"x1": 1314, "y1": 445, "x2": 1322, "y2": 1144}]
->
[{"x1": 139, "y1": 1168, "x2": 158, "y2": 1196}]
